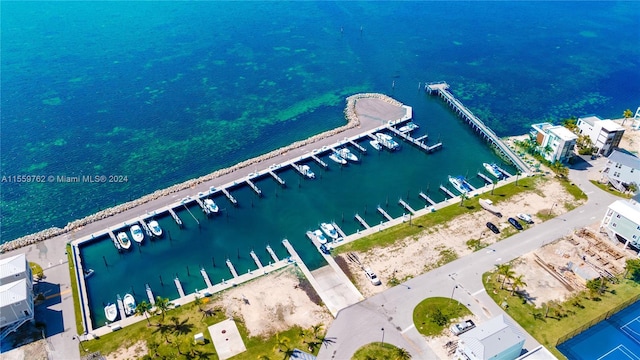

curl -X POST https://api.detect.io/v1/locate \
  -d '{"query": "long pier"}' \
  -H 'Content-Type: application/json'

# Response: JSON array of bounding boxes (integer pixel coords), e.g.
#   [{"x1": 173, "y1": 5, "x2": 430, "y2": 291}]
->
[
  {"x1": 221, "y1": 188, "x2": 238, "y2": 206},
  {"x1": 439, "y1": 185, "x2": 455, "y2": 199},
  {"x1": 268, "y1": 171, "x2": 286, "y2": 187},
  {"x1": 266, "y1": 245, "x2": 279, "y2": 262},
  {"x1": 311, "y1": 155, "x2": 328, "y2": 168},
  {"x1": 145, "y1": 284, "x2": 155, "y2": 305},
  {"x1": 174, "y1": 277, "x2": 185, "y2": 298},
  {"x1": 398, "y1": 199, "x2": 415, "y2": 214},
  {"x1": 426, "y1": 82, "x2": 530, "y2": 173},
  {"x1": 200, "y1": 268, "x2": 213, "y2": 288},
  {"x1": 246, "y1": 179, "x2": 262, "y2": 197},
  {"x1": 419, "y1": 192, "x2": 436, "y2": 206},
  {"x1": 377, "y1": 206, "x2": 393, "y2": 221},
  {"x1": 226, "y1": 259, "x2": 238, "y2": 278},
  {"x1": 354, "y1": 214, "x2": 370, "y2": 229},
  {"x1": 477, "y1": 172, "x2": 493, "y2": 185},
  {"x1": 250, "y1": 250, "x2": 263, "y2": 269},
  {"x1": 168, "y1": 208, "x2": 183, "y2": 226}
]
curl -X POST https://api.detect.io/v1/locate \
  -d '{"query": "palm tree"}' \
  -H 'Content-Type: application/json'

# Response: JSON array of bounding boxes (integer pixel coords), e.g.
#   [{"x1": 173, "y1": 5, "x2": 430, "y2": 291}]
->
[
  {"x1": 273, "y1": 334, "x2": 291, "y2": 353},
  {"x1": 459, "y1": 192, "x2": 468, "y2": 207},
  {"x1": 495, "y1": 264, "x2": 515, "y2": 290},
  {"x1": 624, "y1": 258, "x2": 640, "y2": 279},
  {"x1": 194, "y1": 295, "x2": 203, "y2": 312},
  {"x1": 491, "y1": 179, "x2": 498, "y2": 195},
  {"x1": 147, "y1": 341, "x2": 160, "y2": 358},
  {"x1": 395, "y1": 347, "x2": 412, "y2": 360},
  {"x1": 623, "y1": 109, "x2": 633, "y2": 125},
  {"x1": 515, "y1": 171, "x2": 521, "y2": 186},
  {"x1": 135, "y1": 300, "x2": 153, "y2": 326},
  {"x1": 510, "y1": 274, "x2": 527, "y2": 296},
  {"x1": 154, "y1": 296, "x2": 173, "y2": 322}
]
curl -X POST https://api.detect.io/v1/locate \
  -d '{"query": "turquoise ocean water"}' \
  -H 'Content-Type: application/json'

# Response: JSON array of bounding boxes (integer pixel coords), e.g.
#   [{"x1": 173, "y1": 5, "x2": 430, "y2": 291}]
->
[{"x1": 1, "y1": 1, "x2": 639, "y2": 327}]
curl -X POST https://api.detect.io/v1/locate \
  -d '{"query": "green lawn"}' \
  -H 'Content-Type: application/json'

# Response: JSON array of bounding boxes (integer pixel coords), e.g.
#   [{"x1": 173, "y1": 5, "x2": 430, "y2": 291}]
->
[
  {"x1": 589, "y1": 180, "x2": 633, "y2": 199},
  {"x1": 66, "y1": 244, "x2": 85, "y2": 335},
  {"x1": 483, "y1": 270, "x2": 640, "y2": 359},
  {"x1": 413, "y1": 297, "x2": 472, "y2": 336},
  {"x1": 351, "y1": 342, "x2": 411, "y2": 360}
]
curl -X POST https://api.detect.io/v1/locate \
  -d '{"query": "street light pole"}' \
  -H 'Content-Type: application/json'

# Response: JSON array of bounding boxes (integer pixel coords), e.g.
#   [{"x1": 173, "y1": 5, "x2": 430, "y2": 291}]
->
[
  {"x1": 381, "y1": 327, "x2": 385, "y2": 346},
  {"x1": 73, "y1": 336, "x2": 88, "y2": 352}
]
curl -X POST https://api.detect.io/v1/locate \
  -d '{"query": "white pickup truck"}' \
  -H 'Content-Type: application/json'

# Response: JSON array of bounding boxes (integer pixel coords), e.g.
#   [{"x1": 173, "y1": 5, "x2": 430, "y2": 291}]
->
[{"x1": 449, "y1": 319, "x2": 475, "y2": 336}]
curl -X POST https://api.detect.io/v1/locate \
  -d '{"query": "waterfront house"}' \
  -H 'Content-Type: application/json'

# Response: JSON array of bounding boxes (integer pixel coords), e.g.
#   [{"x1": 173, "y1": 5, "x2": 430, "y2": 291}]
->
[
  {"x1": 600, "y1": 150, "x2": 640, "y2": 192},
  {"x1": 576, "y1": 115, "x2": 624, "y2": 157},
  {"x1": 0, "y1": 253, "x2": 34, "y2": 340},
  {"x1": 455, "y1": 314, "x2": 525, "y2": 360},
  {"x1": 530, "y1": 123, "x2": 578, "y2": 163},
  {"x1": 600, "y1": 196, "x2": 640, "y2": 253}
]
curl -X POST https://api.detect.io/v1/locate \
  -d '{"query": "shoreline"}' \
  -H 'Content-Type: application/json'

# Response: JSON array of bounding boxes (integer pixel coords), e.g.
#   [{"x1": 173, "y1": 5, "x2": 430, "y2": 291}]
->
[{"x1": 1, "y1": 93, "x2": 403, "y2": 253}]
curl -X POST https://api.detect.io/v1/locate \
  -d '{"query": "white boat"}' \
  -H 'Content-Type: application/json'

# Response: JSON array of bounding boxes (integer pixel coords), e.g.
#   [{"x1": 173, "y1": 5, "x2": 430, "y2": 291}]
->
[
  {"x1": 148, "y1": 220, "x2": 163, "y2": 237},
  {"x1": 369, "y1": 140, "x2": 382, "y2": 151},
  {"x1": 320, "y1": 222, "x2": 339, "y2": 240},
  {"x1": 479, "y1": 199, "x2": 502, "y2": 217},
  {"x1": 117, "y1": 232, "x2": 132, "y2": 250},
  {"x1": 123, "y1": 293, "x2": 136, "y2": 317},
  {"x1": 104, "y1": 303, "x2": 118, "y2": 322},
  {"x1": 313, "y1": 229, "x2": 328, "y2": 244},
  {"x1": 130, "y1": 225, "x2": 144, "y2": 243},
  {"x1": 375, "y1": 133, "x2": 400, "y2": 150},
  {"x1": 83, "y1": 268, "x2": 95, "y2": 279},
  {"x1": 448, "y1": 176, "x2": 472, "y2": 194},
  {"x1": 300, "y1": 164, "x2": 315, "y2": 179},
  {"x1": 398, "y1": 122, "x2": 419, "y2": 133},
  {"x1": 338, "y1": 147, "x2": 359, "y2": 162},
  {"x1": 204, "y1": 198, "x2": 219, "y2": 213},
  {"x1": 328, "y1": 151, "x2": 347, "y2": 165},
  {"x1": 483, "y1": 163, "x2": 503, "y2": 179}
]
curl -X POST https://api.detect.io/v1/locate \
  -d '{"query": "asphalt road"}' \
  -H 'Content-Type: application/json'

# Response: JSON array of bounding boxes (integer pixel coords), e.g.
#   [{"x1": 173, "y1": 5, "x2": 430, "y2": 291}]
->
[{"x1": 317, "y1": 156, "x2": 621, "y2": 359}]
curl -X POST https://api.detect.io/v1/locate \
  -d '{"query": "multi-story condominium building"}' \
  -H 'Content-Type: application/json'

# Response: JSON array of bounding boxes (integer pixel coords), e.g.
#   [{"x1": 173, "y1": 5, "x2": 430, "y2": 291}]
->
[
  {"x1": 0, "y1": 253, "x2": 34, "y2": 340},
  {"x1": 600, "y1": 196, "x2": 640, "y2": 252},
  {"x1": 576, "y1": 115, "x2": 624, "y2": 157},
  {"x1": 530, "y1": 122, "x2": 578, "y2": 163}
]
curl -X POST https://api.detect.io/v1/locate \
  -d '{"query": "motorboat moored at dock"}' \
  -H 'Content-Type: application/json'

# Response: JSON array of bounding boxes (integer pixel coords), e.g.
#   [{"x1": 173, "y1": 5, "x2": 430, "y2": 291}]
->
[
  {"x1": 338, "y1": 147, "x2": 359, "y2": 162},
  {"x1": 83, "y1": 268, "x2": 95, "y2": 279},
  {"x1": 117, "y1": 232, "x2": 132, "y2": 250},
  {"x1": 328, "y1": 151, "x2": 347, "y2": 165},
  {"x1": 483, "y1": 163, "x2": 503, "y2": 179},
  {"x1": 398, "y1": 122, "x2": 419, "y2": 133},
  {"x1": 130, "y1": 225, "x2": 144, "y2": 243},
  {"x1": 375, "y1": 133, "x2": 400, "y2": 150},
  {"x1": 148, "y1": 220, "x2": 163, "y2": 237},
  {"x1": 104, "y1": 303, "x2": 118, "y2": 322},
  {"x1": 369, "y1": 140, "x2": 382, "y2": 151},
  {"x1": 321, "y1": 222, "x2": 339, "y2": 240},
  {"x1": 123, "y1": 293, "x2": 136, "y2": 317},
  {"x1": 300, "y1": 165, "x2": 315, "y2": 179},
  {"x1": 313, "y1": 229, "x2": 328, "y2": 244},
  {"x1": 204, "y1": 198, "x2": 219, "y2": 213},
  {"x1": 448, "y1": 176, "x2": 472, "y2": 194}
]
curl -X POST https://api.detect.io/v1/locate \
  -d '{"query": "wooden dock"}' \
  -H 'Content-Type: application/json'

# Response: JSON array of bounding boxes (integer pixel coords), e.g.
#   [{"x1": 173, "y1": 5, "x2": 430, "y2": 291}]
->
[
  {"x1": 246, "y1": 179, "x2": 262, "y2": 197},
  {"x1": 168, "y1": 208, "x2": 183, "y2": 226},
  {"x1": 266, "y1": 245, "x2": 279, "y2": 262},
  {"x1": 268, "y1": 171, "x2": 286, "y2": 187},
  {"x1": 145, "y1": 284, "x2": 155, "y2": 305},
  {"x1": 222, "y1": 188, "x2": 238, "y2": 206},
  {"x1": 117, "y1": 294, "x2": 126, "y2": 319},
  {"x1": 398, "y1": 199, "x2": 416, "y2": 214},
  {"x1": 439, "y1": 185, "x2": 455, "y2": 199},
  {"x1": 377, "y1": 206, "x2": 393, "y2": 221},
  {"x1": 311, "y1": 155, "x2": 328, "y2": 168},
  {"x1": 419, "y1": 192, "x2": 436, "y2": 206},
  {"x1": 226, "y1": 259, "x2": 238, "y2": 278},
  {"x1": 348, "y1": 140, "x2": 367, "y2": 153},
  {"x1": 250, "y1": 251, "x2": 263, "y2": 269},
  {"x1": 477, "y1": 172, "x2": 493, "y2": 185},
  {"x1": 354, "y1": 214, "x2": 370, "y2": 229},
  {"x1": 200, "y1": 268, "x2": 213, "y2": 288},
  {"x1": 174, "y1": 277, "x2": 185, "y2": 298}
]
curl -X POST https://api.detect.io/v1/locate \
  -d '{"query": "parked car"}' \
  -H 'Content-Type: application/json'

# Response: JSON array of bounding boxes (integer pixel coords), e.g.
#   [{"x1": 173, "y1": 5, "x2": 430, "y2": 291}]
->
[
  {"x1": 517, "y1": 213, "x2": 534, "y2": 224},
  {"x1": 486, "y1": 222, "x2": 500, "y2": 234},
  {"x1": 364, "y1": 268, "x2": 381, "y2": 285},
  {"x1": 508, "y1": 217, "x2": 523, "y2": 230},
  {"x1": 450, "y1": 319, "x2": 475, "y2": 335}
]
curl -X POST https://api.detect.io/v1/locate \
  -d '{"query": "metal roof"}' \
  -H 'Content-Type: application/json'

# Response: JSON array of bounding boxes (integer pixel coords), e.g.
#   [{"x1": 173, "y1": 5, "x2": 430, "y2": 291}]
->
[
  {"x1": 0, "y1": 253, "x2": 27, "y2": 280},
  {"x1": 607, "y1": 150, "x2": 640, "y2": 171},
  {"x1": 459, "y1": 315, "x2": 525, "y2": 360},
  {"x1": 0, "y1": 279, "x2": 28, "y2": 307},
  {"x1": 608, "y1": 200, "x2": 640, "y2": 225}
]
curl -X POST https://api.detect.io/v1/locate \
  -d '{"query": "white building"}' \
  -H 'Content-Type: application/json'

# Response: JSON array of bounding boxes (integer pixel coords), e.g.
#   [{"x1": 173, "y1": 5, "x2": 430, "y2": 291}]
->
[
  {"x1": 600, "y1": 198, "x2": 640, "y2": 253},
  {"x1": 456, "y1": 315, "x2": 525, "y2": 360},
  {"x1": 632, "y1": 107, "x2": 640, "y2": 130},
  {"x1": 601, "y1": 150, "x2": 640, "y2": 192},
  {"x1": 530, "y1": 123, "x2": 578, "y2": 163},
  {"x1": 0, "y1": 253, "x2": 34, "y2": 340},
  {"x1": 576, "y1": 115, "x2": 625, "y2": 157}
]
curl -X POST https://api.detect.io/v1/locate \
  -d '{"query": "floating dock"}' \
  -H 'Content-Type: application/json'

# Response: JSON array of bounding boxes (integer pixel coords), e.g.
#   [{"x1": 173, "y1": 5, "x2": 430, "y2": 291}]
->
[
  {"x1": 311, "y1": 154, "x2": 328, "y2": 168},
  {"x1": 354, "y1": 214, "x2": 370, "y2": 229},
  {"x1": 117, "y1": 295, "x2": 126, "y2": 319},
  {"x1": 168, "y1": 208, "x2": 183, "y2": 226},
  {"x1": 388, "y1": 126, "x2": 443, "y2": 153},
  {"x1": 108, "y1": 230, "x2": 121, "y2": 251},
  {"x1": 139, "y1": 219, "x2": 153, "y2": 238},
  {"x1": 174, "y1": 277, "x2": 185, "y2": 298},
  {"x1": 268, "y1": 171, "x2": 286, "y2": 187},
  {"x1": 250, "y1": 250, "x2": 263, "y2": 269},
  {"x1": 477, "y1": 172, "x2": 493, "y2": 185},
  {"x1": 222, "y1": 188, "x2": 238, "y2": 206},
  {"x1": 226, "y1": 259, "x2": 238, "y2": 278},
  {"x1": 419, "y1": 192, "x2": 436, "y2": 206},
  {"x1": 348, "y1": 140, "x2": 367, "y2": 153},
  {"x1": 440, "y1": 185, "x2": 455, "y2": 199},
  {"x1": 145, "y1": 284, "x2": 155, "y2": 305},
  {"x1": 266, "y1": 245, "x2": 279, "y2": 262},
  {"x1": 415, "y1": 134, "x2": 429, "y2": 142},
  {"x1": 377, "y1": 206, "x2": 393, "y2": 221},
  {"x1": 332, "y1": 222, "x2": 347, "y2": 239},
  {"x1": 246, "y1": 179, "x2": 262, "y2": 197},
  {"x1": 398, "y1": 199, "x2": 416, "y2": 214},
  {"x1": 200, "y1": 268, "x2": 213, "y2": 288}
]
